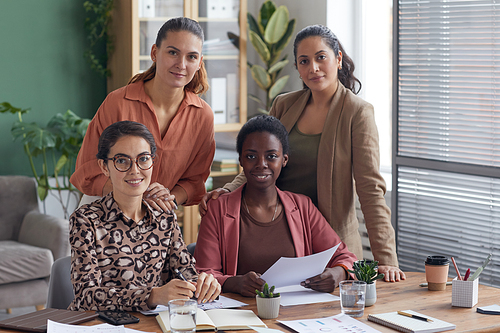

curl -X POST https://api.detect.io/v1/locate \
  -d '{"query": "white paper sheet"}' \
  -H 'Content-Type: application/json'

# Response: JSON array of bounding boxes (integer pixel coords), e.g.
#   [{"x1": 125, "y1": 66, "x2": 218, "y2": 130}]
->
[
  {"x1": 260, "y1": 244, "x2": 340, "y2": 288},
  {"x1": 275, "y1": 285, "x2": 340, "y2": 306},
  {"x1": 279, "y1": 313, "x2": 382, "y2": 333},
  {"x1": 139, "y1": 295, "x2": 248, "y2": 315},
  {"x1": 47, "y1": 320, "x2": 126, "y2": 333}
]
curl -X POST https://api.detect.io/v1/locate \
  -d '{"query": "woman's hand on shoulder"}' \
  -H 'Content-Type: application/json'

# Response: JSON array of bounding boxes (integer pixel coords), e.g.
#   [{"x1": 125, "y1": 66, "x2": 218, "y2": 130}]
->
[
  {"x1": 378, "y1": 265, "x2": 406, "y2": 282},
  {"x1": 199, "y1": 188, "x2": 229, "y2": 216},
  {"x1": 193, "y1": 272, "x2": 221, "y2": 304},
  {"x1": 145, "y1": 182, "x2": 177, "y2": 213},
  {"x1": 301, "y1": 267, "x2": 346, "y2": 293}
]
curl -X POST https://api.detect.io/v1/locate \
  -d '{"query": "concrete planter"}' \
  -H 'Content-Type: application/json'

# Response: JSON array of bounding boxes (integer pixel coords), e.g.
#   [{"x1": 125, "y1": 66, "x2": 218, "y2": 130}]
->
[{"x1": 256, "y1": 295, "x2": 280, "y2": 319}]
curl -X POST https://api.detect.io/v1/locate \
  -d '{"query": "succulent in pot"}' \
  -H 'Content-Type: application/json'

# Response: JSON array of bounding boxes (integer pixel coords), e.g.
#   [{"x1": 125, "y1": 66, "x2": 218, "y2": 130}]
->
[{"x1": 255, "y1": 283, "x2": 280, "y2": 319}]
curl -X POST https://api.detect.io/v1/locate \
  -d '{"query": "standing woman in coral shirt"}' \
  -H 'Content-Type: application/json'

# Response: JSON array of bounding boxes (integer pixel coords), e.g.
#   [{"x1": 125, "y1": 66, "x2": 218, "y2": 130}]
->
[{"x1": 71, "y1": 17, "x2": 215, "y2": 210}]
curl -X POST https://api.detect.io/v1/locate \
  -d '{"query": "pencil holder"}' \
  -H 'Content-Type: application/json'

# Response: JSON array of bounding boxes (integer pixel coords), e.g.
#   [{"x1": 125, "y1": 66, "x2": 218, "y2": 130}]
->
[{"x1": 452, "y1": 277, "x2": 478, "y2": 307}]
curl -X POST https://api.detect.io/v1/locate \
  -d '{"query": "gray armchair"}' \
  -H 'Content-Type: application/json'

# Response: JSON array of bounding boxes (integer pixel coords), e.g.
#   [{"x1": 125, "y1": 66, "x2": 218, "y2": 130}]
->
[{"x1": 0, "y1": 176, "x2": 70, "y2": 313}]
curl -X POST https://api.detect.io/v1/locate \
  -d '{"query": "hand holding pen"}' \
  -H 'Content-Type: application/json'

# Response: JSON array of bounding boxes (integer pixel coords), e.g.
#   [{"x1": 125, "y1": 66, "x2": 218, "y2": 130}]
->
[{"x1": 174, "y1": 268, "x2": 221, "y2": 304}]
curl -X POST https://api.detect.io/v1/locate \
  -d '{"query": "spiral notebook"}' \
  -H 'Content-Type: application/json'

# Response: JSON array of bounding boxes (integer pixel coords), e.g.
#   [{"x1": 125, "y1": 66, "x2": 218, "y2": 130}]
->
[{"x1": 367, "y1": 310, "x2": 455, "y2": 333}]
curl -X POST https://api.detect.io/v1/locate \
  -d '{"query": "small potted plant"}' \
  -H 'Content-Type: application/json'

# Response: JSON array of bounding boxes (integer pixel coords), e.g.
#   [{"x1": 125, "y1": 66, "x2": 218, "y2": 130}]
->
[
  {"x1": 255, "y1": 283, "x2": 281, "y2": 319},
  {"x1": 348, "y1": 260, "x2": 385, "y2": 306}
]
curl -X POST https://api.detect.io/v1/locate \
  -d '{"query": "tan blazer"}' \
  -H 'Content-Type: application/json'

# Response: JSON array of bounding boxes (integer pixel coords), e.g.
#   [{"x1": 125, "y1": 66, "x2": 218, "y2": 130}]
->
[{"x1": 225, "y1": 82, "x2": 398, "y2": 266}]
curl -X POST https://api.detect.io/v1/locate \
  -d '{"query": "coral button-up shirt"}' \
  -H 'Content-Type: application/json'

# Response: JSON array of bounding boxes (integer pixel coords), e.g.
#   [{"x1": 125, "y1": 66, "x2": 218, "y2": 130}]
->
[{"x1": 70, "y1": 81, "x2": 215, "y2": 205}]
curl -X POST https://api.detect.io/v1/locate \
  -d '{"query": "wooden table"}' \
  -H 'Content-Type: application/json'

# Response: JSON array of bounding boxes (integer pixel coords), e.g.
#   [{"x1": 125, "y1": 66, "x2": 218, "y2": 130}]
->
[{"x1": 3, "y1": 272, "x2": 499, "y2": 332}]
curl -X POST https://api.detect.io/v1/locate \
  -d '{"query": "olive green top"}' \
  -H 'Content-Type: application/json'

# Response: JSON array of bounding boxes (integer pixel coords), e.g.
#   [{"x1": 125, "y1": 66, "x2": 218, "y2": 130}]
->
[{"x1": 277, "y1": 124, "x2": 321, "y2": 207}]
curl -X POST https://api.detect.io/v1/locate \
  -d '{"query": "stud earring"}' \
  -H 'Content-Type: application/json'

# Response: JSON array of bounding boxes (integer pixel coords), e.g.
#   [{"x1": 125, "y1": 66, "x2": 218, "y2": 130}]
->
[{"x1": 152, "y1": 58, "x2": 156, "y2": 62}]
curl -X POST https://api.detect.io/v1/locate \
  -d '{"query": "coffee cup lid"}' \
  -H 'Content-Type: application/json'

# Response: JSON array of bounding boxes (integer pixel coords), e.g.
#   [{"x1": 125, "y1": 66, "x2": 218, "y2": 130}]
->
[{"x1": 425, "y1": 256, "x2": 449, "y2": 265}]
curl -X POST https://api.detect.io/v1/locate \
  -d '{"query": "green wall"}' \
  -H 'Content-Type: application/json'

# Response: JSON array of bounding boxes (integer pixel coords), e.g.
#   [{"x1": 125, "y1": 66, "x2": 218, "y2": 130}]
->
[{"x1": 0, "y1": 0, "x2": 106, "y2": 175}]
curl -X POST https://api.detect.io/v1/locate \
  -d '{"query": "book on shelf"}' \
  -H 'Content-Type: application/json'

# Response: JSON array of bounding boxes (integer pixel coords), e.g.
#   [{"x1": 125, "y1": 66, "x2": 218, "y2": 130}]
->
[
  {"x1": 368, "y1": 310, "x2": 456, "y2": 333},
  {"x1": 156, "y1": 308, "x2": 266, "y2": 332},
  {"x1": 213, "y1": 148, "x2": 238, "y2": 165}
]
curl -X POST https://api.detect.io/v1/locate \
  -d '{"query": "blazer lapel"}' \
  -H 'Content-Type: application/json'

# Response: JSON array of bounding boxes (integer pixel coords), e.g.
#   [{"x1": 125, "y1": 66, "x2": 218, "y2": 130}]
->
[
  {"x1": 278, "y1": 189, "x2": 306, "y2": 258},
  {"x1": 279, "y1": 90, "x2": 311, "y2": 132},
  {"x1": 222, "y1": 186, "x2": 243, "y2": 276},
  {"x1": 317, "y1": 82, "x2": 347, "y2": 222}
]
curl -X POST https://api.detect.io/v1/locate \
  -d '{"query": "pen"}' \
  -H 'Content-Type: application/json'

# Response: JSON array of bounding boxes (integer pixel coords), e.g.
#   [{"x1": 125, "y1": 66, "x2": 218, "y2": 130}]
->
[
  {"x1": 419, "y1": 281, "x2": 452, "y2": 287},
  {"x1": 174, "y1": 268, "x2": 188, "y2": 282},
  {"x1": 463, "y1": 268, "x2": 471, "y2": 281},
  {"x1": 397, "y1": 311, "x2": 433, "y2": 322},
  {"x1": 451, "y1": 257, "x2": 462, "y2": 280},
  {"x1": 469, "y1": 253, "x2": 492, "y2": 281}
]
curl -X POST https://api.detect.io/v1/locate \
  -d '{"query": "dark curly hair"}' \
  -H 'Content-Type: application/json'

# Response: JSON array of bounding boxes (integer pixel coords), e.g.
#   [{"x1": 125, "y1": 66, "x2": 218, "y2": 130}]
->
[
  {"x1": 236, "y1": 115, "x2": 289, "y2": 156},
  {"x1": 293, "y1": 24, "x2": 362, "y2": 94},
  {"x1": 96, "y1": 121, "x2": 157, "y2": 161}
]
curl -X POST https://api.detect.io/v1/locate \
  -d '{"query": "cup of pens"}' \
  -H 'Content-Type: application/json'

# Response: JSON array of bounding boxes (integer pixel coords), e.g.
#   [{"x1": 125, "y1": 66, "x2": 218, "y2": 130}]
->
[{"x1": 424, "y1": 256, "x2": 449, "y2": 291}]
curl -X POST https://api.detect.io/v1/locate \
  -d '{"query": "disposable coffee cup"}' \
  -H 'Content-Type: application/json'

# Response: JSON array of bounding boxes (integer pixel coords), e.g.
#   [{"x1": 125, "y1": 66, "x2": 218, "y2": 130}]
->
[{"x1": 425, "y1": 256, "x2": 449, "y2": 291}]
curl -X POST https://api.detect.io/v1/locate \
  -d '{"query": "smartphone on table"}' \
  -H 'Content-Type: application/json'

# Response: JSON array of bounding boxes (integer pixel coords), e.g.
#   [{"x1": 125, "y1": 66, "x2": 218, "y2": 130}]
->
[{"x1": 97, "y1": 310, "x2": 140, "y2": 325}]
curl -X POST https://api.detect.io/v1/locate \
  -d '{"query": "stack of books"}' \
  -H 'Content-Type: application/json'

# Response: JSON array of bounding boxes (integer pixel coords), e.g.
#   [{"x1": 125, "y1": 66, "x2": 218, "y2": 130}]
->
[{"x1": 212, "y1": 149, "x2": 238, "y2": 173}]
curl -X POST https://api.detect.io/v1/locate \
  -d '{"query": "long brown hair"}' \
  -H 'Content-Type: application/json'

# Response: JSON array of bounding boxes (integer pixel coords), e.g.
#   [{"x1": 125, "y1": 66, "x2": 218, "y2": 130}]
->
[
  {"x1": 293, "y1": 25, "x2": 361, "y2": 94},
  {"x1": 128, "y1": 17, "x2": 209, "y2": 95}
]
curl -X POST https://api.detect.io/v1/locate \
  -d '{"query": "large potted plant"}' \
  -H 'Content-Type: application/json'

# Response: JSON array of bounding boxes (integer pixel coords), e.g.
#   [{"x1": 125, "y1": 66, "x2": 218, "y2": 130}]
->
[
  {"x1": 255, "y1": 283, "x2": 281, "y2": 319},
  {"x1": 229, "y1": 0, "x2": 295, "y2": 113},
  {"x1": 348, "y1": 260, "x2": 385, "y2": 306},
  {"x1": 0, "y1": 102, "x2": 90, "y2": 219}
]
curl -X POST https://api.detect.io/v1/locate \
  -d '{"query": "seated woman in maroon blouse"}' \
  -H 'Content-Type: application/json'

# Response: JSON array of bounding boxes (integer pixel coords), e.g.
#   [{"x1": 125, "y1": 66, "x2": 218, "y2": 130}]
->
[{"x1": 194, "y1": 115, "x2": 357, "y2": 297}]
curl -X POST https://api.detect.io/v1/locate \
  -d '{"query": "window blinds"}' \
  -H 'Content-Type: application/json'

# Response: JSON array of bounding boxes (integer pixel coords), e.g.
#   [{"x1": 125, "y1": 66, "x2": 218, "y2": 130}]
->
[{"x1": 395, "y1": 0, "x2": 500, "y2": 286}]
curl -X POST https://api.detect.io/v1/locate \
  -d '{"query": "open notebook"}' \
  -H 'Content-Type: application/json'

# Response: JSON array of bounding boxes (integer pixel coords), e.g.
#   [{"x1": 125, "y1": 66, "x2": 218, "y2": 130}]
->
[
  {"x1": 368, "y1": 310, "x2": 455, "y2": 333},
  {"x1": 156, "y1": 308, "x2": 267, "y2": 332}
]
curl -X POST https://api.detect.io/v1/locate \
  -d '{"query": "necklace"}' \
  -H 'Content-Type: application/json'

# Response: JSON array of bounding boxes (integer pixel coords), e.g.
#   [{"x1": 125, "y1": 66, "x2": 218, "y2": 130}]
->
[{"x1": 243, "y1": 194, "x2": 279, "y2": 222}]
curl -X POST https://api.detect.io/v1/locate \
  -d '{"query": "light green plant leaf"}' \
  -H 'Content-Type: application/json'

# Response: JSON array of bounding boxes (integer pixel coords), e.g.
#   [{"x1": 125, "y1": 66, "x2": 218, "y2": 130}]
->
[
  {"x1": 258, "y1": 107, "x2": 270, "y2": 115},
  {"x1": 247, "y1": 13, "x2": 264, "y2": 40},
  {"x1": 249, "y1": 31, "x2": 270, "y2": 63},
  {"x1": 268, "y1": 59, "x2": 289, "y2": 74},
  {"x1": 248, "y1": 94, "x2": 265, "y2": 107},
  {"x1": 0, "y1": 102, "x2": 30, "y2": 115},
  {"x1": 258, "y1": 0, "x2": 276, "y2": 33},
  {"x1": 37, "y1": 175, "x2": 48, "y2": 201},
  {"x1": 264, "y1": 6, "x2": 289, "y2": 44},
  {"x1": 268, "y1": 75, "x2": 289, "y2": 100},
  {"x1": 55, "y1": 154, "x2": 68, "y2": 174},
  {"x1": 274, "y1": 19, "x2": 296, "y2": 56},
  {"x1": 251, "y1": 65, "x2": 271, "y2": 90}
]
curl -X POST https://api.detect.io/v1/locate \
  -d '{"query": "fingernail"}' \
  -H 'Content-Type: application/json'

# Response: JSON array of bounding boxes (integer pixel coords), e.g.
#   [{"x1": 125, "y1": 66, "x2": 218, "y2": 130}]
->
[
  {"x1": 174, "y1": 204, "x2": 178, "y2": 210},
  {"x1": 146, "y1": 193, "x2": 150, "y2": 198},
  {"x1": 153, "y1": 195, "x2": 157, "y2": 198}
]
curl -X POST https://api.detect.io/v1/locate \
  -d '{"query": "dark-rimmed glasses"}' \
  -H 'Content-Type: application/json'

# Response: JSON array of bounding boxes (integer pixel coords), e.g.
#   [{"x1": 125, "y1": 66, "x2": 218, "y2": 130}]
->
[{"x1": 104, "y1": 153, "x2": 155, "y2": 172}]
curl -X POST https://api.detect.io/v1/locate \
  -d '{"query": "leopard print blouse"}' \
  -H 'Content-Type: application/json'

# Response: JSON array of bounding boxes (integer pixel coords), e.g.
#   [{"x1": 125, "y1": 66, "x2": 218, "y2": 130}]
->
[{"x1": 68, "y1": 193, "x2": 197, "y2": 311}]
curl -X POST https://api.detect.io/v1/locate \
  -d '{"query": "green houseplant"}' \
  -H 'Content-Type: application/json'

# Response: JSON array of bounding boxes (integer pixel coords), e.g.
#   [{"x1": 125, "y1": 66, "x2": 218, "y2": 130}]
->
[
  {"x1": 0, "y1": 102, "x2": 90, "y2": 219},
  {"x1": 255, "y1": 283, "x2": 280, "y2": 319},
  {"x1": 229, "y1": 0, "x2": 295, "y2": 113},
  {"x1": 348, "y1": 260, "x2": 384, "y2": 306}
]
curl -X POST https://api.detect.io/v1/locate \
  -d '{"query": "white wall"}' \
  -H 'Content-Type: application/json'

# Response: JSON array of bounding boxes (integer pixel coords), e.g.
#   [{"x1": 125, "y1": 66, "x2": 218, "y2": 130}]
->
[{"x1": 246, "y1": 0, "x2": 328, "y2": 116}]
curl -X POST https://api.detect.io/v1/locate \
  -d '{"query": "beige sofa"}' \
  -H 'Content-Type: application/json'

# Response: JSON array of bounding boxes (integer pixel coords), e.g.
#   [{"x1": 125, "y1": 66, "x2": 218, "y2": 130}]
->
[{"x1": 0, "y1": 176, "x2": 70, "y2": 312}]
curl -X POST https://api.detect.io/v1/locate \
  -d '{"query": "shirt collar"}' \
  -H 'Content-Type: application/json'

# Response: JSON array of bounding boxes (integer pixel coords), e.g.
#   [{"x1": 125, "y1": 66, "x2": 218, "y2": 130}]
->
[{"x1": 124, "y1": 80, "x2": 204, "y2": 109}]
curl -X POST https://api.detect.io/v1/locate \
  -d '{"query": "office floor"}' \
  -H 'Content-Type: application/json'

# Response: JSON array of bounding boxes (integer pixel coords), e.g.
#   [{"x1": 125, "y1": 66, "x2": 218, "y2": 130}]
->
[{"x1": 0, "y1": 306, "x2": 37, "y2": 321}]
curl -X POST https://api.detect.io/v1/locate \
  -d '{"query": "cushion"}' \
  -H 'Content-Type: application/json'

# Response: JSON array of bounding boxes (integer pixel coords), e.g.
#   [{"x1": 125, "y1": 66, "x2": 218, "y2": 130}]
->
[{"x1": 0, "y1": 240, "x2": 53, "y2": 284}]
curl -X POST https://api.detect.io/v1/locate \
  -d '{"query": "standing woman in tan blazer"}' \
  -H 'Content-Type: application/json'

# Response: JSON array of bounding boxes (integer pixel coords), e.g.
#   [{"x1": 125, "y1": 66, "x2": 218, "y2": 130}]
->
[{"x1": 201, "y1": 25, "x2": 405, "y2": 282}]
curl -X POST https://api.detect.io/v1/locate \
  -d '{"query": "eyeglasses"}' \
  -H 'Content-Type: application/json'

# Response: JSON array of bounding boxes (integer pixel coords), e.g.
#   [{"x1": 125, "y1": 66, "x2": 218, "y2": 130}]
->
[{"x1": 104, "y1": 153, "x2": 155, "y2": 172}]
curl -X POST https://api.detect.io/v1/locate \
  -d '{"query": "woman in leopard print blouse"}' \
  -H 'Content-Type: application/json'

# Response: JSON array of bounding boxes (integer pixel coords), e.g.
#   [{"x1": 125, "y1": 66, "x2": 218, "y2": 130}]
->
[{"x1": 69, "y1": 121, "x2": 220, "y2": 311}]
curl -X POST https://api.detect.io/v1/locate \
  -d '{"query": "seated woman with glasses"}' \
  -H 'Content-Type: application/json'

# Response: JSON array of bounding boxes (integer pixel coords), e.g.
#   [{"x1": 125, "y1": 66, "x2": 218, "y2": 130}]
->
[
  {"x1": 68, "y1": 121, "x2": 221, "y2": 311},
  {"x1": 194, "y1": 115, "x2": 357, "y2": 297}
]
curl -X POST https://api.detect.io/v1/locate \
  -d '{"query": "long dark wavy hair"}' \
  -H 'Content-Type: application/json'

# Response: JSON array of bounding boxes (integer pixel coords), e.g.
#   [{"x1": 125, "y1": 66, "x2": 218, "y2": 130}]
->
[
  {"x1": 293, "y1": 25, "x2": 361, "y2": 94},
  {"x1": 128, "y1": 17, "x2": 209, "y2": 95}
]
